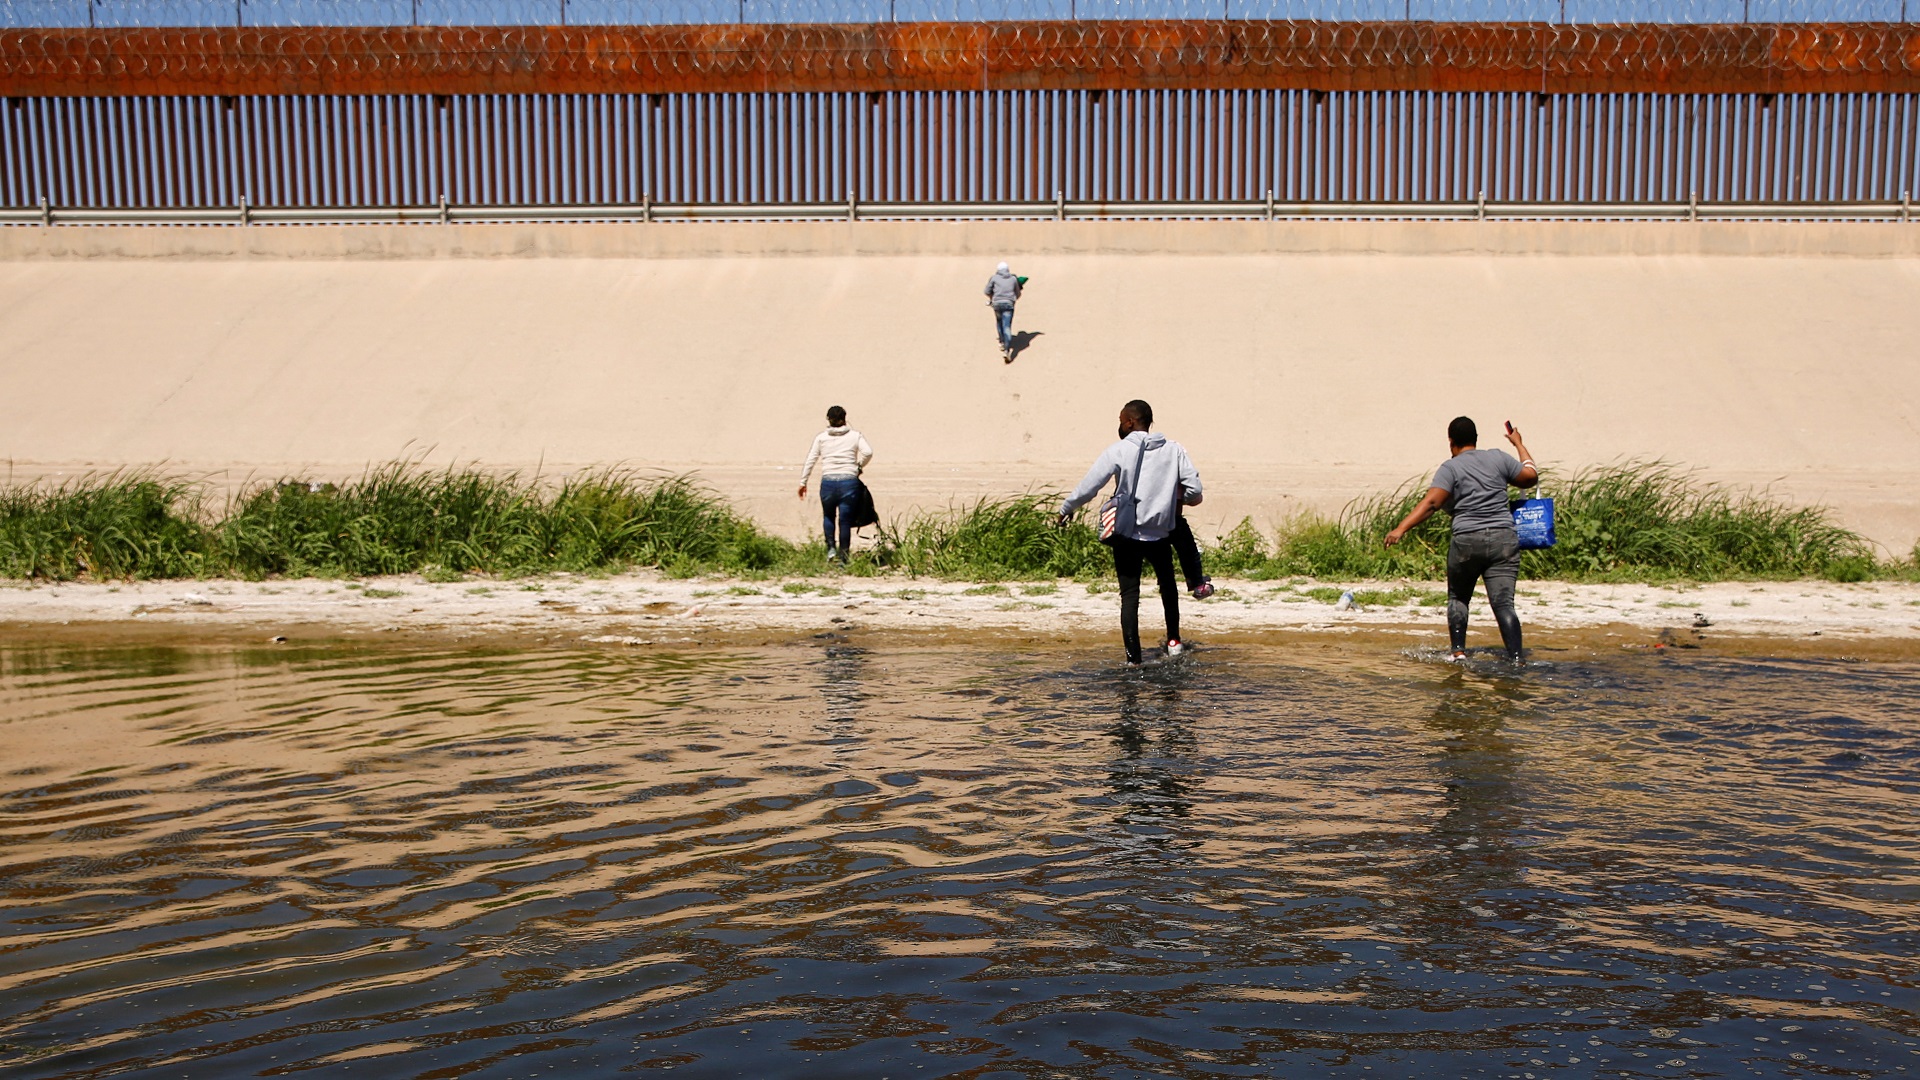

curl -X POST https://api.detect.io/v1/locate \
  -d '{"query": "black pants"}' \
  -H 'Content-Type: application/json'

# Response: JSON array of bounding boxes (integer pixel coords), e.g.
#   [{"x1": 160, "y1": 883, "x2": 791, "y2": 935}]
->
[
  {"x1": 1446, "y1": 527, "x2": 1523, "y2": 658},
  {"x1": 1170, "y1": 516, "x2": 1206, "y2": 591},
  {"x1": 1112, "y1": 536, "x2": 1181, "y2": 664}
]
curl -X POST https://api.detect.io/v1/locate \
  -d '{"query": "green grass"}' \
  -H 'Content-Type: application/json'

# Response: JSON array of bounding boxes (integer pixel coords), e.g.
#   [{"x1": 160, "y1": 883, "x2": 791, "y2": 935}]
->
[
  {"x1": 0, "y1": 466, "x2": 808, "y2": 583},
  {"x1": 220, "y1": 466, "x2": 796, "y2": 579},
  {"x1": 0, "y1": 471, "x2": 213, "y2": 580},
  {"x1": 874, "y1": 494, "x2": 1109, "y2": 581},
  {"x1": 0, "y1": 461, "x2": 1896, "y2": 586},
  {"x1": 1208, "y1": 462, "x2": 1879, "y2": 584}
]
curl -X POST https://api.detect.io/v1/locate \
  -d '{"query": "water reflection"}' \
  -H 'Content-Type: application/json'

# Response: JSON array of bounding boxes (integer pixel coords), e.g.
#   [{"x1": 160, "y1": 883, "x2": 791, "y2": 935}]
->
[
  {"x1": 0, "y1": 642, "x2": 1914, "y2": 1078},
  {"x1": 817, "y1": 640, "x2": 868, "y2": 724},
  {"x1": 1103, "y1": 675, "x2": 1200, "y2": 847},
  {"x1": 1423, "y1": 670, "x2": 1528, "y2": 883}
]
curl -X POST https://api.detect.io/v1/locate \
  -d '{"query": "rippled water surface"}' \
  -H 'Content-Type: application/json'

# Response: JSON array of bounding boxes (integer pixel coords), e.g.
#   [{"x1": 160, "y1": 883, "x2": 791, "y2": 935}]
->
[{"x1": 2, "y1": 637, "x2": 1918, "y2": 1078}]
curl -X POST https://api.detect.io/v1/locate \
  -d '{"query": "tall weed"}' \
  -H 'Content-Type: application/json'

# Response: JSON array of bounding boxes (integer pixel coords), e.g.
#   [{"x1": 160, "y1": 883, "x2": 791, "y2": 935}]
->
[
  {"x1": 1210, "y1": 462, "x2": 1876, "y2": 583},
  {"x1": 0, "y1": 461, "x2": 1889, "y2": 584},
  {"x1": 221, "y1": 466, "x2": 797, "y2": 578},
  {"x1": 0, "y1": 472, "x2": 211, "y2": 580},
  {"x1": 876, "y1": 495, "x2": 1108, "y2": 580}
]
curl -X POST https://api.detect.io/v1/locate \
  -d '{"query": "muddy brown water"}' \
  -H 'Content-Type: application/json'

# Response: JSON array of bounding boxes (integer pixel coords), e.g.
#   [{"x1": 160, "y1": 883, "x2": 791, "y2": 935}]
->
[{"x1": 0, "y1": 637, "x2": 1916, "y2": 1078}]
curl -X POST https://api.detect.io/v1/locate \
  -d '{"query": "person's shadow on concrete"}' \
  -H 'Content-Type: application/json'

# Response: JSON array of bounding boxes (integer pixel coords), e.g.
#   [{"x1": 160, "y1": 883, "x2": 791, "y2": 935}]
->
[{"x1": 1006, "y1": 330, "x2": 1044, "y2": 364}]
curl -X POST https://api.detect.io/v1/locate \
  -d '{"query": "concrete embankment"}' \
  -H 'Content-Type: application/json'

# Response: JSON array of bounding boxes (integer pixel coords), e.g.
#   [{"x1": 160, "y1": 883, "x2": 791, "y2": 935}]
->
[{"x1": 2, "y1": 220, "x2": 1916, "y2": 551}]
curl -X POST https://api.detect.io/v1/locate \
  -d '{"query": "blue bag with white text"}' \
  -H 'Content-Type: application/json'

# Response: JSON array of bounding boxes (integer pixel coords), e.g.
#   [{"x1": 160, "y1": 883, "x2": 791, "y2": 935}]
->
[{"x1": 1511, "y1": 498, "x2": 1556, "y2": 550}]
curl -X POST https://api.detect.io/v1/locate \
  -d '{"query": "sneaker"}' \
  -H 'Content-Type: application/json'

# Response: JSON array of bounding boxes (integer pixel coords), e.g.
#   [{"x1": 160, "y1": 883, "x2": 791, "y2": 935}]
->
[
  {"x1": 1192, "y1": 580, "x2": 1215, "y2": 600},
  {"x1": 1448, "y1": 649, "x2": 1468, "y2": 662},
  {"x1": 825, "y1": 547, "x2": 839, "y2": 563},
  {"x1": 1165, "y1": 639, "x2": 1187, "y2": 657}
]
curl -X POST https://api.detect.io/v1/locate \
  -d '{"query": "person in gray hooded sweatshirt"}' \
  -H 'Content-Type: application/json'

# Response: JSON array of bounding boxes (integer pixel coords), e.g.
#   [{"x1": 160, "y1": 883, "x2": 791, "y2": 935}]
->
[
  {"x1": 1057, "y1": 399, "x2": 1204, "y2": 665},
  {"x1": 984, "y1": 261, "x2": 1023, "y2": 362}
]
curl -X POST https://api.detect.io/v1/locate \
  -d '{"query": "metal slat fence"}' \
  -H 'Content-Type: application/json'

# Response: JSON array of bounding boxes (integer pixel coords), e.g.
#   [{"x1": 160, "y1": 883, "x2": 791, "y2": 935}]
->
[{"x1": 2, "y1": 90, "x2": 1916, "y2": 209}]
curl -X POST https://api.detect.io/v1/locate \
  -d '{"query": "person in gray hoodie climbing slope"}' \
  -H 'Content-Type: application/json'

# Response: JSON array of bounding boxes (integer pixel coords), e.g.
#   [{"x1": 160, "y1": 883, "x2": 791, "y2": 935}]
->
[
  {"x1": 984, "y1": 261, "x2": 1023, "y2": 362},
  {"x1": 1057, "y1": 399, "x2": 1204, "y2": 666}
]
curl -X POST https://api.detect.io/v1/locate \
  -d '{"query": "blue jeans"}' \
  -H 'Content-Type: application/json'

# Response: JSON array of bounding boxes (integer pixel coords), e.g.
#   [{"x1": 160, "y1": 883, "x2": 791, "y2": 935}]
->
[
  {"x1": 819, "y1": 475, "x2": 859, "y2": 554},
  {"x1": 993, "y1": 304, "x2": 1014, "y2": 349}
]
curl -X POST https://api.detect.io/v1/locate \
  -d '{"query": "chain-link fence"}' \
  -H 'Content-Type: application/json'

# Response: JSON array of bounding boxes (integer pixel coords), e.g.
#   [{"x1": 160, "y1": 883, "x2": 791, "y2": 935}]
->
[{"x1": 2, "y1": 0, "x2": 1913, "y2": 27}]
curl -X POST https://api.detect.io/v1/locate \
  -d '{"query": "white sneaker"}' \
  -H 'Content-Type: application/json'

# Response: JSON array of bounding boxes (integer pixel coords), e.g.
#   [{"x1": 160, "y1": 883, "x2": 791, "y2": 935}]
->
[{"x1": 1165, "y1": 639, "x2": 1187, "y2": 657}]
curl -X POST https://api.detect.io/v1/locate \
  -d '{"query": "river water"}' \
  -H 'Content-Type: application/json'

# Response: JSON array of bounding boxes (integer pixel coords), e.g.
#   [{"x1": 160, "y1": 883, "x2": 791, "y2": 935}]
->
[{"x1": 0, "y1": 637, "x2": 1916, "y2": 1078}]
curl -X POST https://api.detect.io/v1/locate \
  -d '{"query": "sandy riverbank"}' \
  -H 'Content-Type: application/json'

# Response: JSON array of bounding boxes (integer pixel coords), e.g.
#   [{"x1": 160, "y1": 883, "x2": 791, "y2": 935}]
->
[
  {"x1": 7, "y1": 573, "x2": 1919, "y2": 657},
  {"x1": 2, "y1": 221, "x2": 1918, "y2": 553}
]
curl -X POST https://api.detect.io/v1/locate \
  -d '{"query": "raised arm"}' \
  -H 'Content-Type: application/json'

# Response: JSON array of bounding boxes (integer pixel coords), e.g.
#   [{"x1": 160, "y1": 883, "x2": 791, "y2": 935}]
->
[
  {"x1": 1384, "y1": 487, "x2": 1450, "y2": 548},
  {"x1": 1505, "y1": 425, "x2": 1539, "y2": 488}
]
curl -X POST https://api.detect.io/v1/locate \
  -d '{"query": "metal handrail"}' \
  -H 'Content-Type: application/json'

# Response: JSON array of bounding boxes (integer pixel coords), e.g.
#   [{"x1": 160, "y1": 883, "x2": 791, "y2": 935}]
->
[{"x1": 0, "y1": 198, "x2": 1913, "y2": 225}]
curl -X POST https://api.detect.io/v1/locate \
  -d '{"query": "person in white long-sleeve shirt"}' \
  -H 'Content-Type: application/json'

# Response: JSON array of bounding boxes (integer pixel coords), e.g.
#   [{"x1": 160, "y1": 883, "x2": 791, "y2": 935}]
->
[
  {"x1": 797, "y1": 405, "x2": 875, "y2": 562},
  {"x1": 1056, "y1": 399, "x2": 1203, "y2": 665}
]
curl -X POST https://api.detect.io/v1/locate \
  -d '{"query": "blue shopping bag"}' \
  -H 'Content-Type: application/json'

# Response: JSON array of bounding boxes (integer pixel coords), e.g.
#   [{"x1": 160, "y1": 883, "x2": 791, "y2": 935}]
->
[{"x1": 1511, "y1": 498, "x2": 1556, "y2": 550}]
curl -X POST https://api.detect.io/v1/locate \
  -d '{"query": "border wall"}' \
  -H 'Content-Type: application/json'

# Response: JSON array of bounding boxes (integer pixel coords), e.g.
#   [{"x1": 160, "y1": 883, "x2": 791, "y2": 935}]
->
[{"x1": 0, "y1": 21, "x2": 1917, "y2": 212}]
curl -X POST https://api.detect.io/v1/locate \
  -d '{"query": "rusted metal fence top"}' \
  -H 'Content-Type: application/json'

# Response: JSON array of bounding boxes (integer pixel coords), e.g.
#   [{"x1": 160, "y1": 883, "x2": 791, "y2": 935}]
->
[
  {"x1": 5, "y1": 0, "x2": 1917, "y2": 28},
  {"x1": 2, "y1": 21, "x2": 1918, "y2": 95}
]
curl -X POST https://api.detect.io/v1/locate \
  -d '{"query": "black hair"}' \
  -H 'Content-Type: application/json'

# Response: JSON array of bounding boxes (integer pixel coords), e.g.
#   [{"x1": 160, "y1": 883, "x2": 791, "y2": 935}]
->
[
  {"x1": 1448, "y1": 416, "x2": 1477, "y2": 447},
  {"x1": 1121, "y1": 399, "x2": 1153, "y2": 430},
  {"x1": 826, "y1": 405, "x2": 847, "y2": 426}
]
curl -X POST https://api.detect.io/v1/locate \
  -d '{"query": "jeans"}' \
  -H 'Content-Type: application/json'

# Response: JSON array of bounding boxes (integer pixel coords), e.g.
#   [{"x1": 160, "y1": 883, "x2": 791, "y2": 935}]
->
[
  {"x1": 1447, "y1": 527, "x2": 1523, "y2": 658},
  {"x1": 819, "y1": 475, "x2": 859, "y2": 554},
  {"x1": 993, "y1": 304, "x2": 1015, "y2": 349},
  {"x1": 1170, "y1": 516, "x2": 1206, "y2": 591},
  {"x1": 1111, "y1": 535, "x2": 1181, "y2": 664}
]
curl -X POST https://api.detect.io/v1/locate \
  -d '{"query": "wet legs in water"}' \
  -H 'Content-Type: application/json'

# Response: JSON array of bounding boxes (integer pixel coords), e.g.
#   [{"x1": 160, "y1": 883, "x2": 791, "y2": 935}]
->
[
  {"x1": 1112, "y1": 536, "x2": 1181, "y2": 664},
  {"x1": 1446, "y1": 530, "x2": 1523, "y2": 659}
]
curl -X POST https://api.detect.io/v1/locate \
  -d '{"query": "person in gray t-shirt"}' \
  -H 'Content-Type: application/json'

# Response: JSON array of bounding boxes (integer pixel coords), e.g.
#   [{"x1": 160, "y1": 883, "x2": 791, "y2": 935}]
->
[{"x1": 1384, "y1": 416, "x2": 1540, "y2": 661}]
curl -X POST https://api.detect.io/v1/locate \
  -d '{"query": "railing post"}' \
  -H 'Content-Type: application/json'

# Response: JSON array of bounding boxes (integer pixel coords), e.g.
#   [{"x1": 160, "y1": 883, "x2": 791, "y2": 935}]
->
[
  {"x1": 439, "y1": 193, "x2": 449, "y2": 225},
  {"x1": 848, "y1": 189, "x2": 857, "y2": 222},
  {"x1": 1904, "y1": 191, "x2": 1911, "y2": 223},
  {"x1": 1688, "y1": 189, "x2": 1698, "y2": 222},
  {"x1": 1265, "y1": 188, "x2": 1274, "y2": 221},
  {"x1": 1475, "y1": 190, "x2": 1485, "y2": 221},
  {"x1": 642, "y1": 193, "x2": 652, "y2": 223},
  {"x1": 1055, "y1": 190, "x2": 1064, "y2": 221},
  {"x1": 240, "y1": 195, "x2": 249, "y2": 226},
  {"x1": 38, "y1": 196, "x2": 49, "y2": 228}
]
